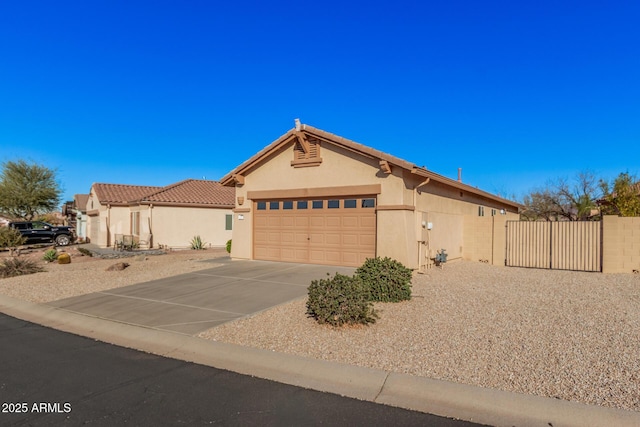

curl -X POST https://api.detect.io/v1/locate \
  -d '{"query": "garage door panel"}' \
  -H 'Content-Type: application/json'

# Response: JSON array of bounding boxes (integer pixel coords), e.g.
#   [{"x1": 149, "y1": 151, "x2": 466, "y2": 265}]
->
[
  {"x1": 295, "y1": 217, "x2": 309, "y2": 227},
  {"x1": 254, "y1": 197, "x2": 376, "y2": 267},
  {"x1": 280, "y1": 248, "x2": 296, "y2": 261},
  {"x1": 309, "y1": 216, "x2": 325, "y2": 228},
  {"x1": 254, "y1": 246, "x2": 268, "y2": 258},
  {"x1": 343, "y1": 216, "x2": 361, "y2": 227},
  {"x1": 325, "y1": 216, "x2": 341, "y2": 227},
  {"x1": 342, "y1": 234, "x2": 358, "y2": 246},
  {"x1": 267, "y1": 247, "x2": 281, "y2": 258},
  {"x1": 326, "y1": 234, "x2": 341, "y2": 245},
  {"x1": 254, "y1": 216, "x2": 269, "y2": 227},
  {"x1": 295, "y1": 233, "x2": 309, "y2": 244},
  {"x1": 281, "y1": 232, "x2": 295, "y2": 243},
  {"x1": 309, "y1": 250, "x2": 325, "y2": 263},
  {"x1": 254, "y1": 231, "x2": 269, "y2": 244},
  {"x1": 268, "y1": 232, "x2": 281, "y2": 243},
  {"x1": 295, "y1": 249, "x2": 309, "y2": 262},
  {"x1": 342, "y1": 252, "x2": 359, "y2": 265},
  {"x1": 309, "y1": 233, "x2": 325, "y2": 244},
  {"x1": 325, "y1": 251, "x2": 341, "y2": 263},
  {"x1": 360, "y1": 216, "x2": 376, "y2": 228},
  {"x1": 359, "y1": 234, "x2": 376, "y2": 246},
  {"x1": 280, "y1": 216, "x2": 296, "y2": 227}
]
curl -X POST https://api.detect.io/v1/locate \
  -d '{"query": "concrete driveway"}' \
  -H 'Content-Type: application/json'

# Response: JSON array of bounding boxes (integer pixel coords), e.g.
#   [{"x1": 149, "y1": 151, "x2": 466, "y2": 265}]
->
[{"x1": 48, "y1": 259, "x2": 355, "y2": 335}]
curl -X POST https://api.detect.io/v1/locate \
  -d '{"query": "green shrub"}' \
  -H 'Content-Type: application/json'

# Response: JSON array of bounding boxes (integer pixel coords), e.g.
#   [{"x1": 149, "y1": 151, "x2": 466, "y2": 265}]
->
[
  {"x1": 306, "y1": 273, "x2": 377, "y2": 327},
  {"x1": 0, "y1": 227, "x2": 27, "y2": 255},
  {"x1": 190, "y1": 235, "x2": 206, "y2": 250},
  {"x1": 226, "y1": 239, "x2": 232, "y2": 253},
  {"x1": 0, "y1": 258, "x2": 44, "y2": 278},
  {"x1": 77, "y1": 247, "x2": 93, "y2": 257},
  {"x1": 43, "y1": 249, "x2": 58, "y2": 262},
  {"x1": 356, "y1": 257, "x2": 413, "y2": 302}
]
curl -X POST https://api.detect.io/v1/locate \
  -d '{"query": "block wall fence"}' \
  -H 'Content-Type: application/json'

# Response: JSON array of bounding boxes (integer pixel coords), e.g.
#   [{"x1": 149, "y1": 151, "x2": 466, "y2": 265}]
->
[{"x1": 462, "y1": 215, "x2": 640, "y2": 274}]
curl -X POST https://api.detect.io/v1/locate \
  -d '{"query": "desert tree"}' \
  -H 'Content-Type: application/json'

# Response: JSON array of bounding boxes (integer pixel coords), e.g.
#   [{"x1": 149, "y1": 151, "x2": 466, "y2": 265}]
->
[
  {"x1": 521, "y1": 171, "x2": 600, "y2": 221},
  {"x1": 599, "y1": 172, "x2": 640, "y2": 217},
  {"x1": 0, "y1": 160, "x2": 62, "y2": 220}
]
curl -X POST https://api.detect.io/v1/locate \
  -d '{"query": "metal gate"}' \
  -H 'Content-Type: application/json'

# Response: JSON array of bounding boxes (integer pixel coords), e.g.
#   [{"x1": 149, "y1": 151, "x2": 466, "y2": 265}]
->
[{"x1": 506, "y1": 221, "x2": 602, "y2": 272}]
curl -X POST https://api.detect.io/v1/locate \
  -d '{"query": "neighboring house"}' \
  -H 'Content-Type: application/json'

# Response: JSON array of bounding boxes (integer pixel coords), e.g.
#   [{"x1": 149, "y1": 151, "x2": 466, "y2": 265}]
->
[
  {"x1": 86, "y1": 179, "x2": 234, "y2": 249},
  {"x1": 68, "y1": 194, "x2": 89, "y2": 242},
  {"x1": 221, "y1": 120, "x2": 520, "y2": 268}
]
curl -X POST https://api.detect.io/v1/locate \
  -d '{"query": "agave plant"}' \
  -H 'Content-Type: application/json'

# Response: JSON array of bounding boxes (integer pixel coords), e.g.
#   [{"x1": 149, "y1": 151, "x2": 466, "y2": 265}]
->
[
  {"x1": 190, "y1": 235, "x2": 206, "y2": 250},
  {"x1": 43, "y1": 248, "x2": 58, "y2": 262}
]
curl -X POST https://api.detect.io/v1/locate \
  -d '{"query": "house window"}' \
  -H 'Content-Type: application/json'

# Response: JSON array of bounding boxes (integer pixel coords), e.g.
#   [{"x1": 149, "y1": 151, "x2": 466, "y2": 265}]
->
[
  {"x1": 328, "y1": 200, "x2": 340, "y2": 209},
  {"x1": 225, "y1": 214, "x2": 232, "y2": 230},
  {"x1": 283, "y1": 201, "x2": 293, "y2": 210},
  {"x1": 257, "y1": 201, "x2": 266, "y2": 210},
  {"x1": 131, "y1": 212, "x2": 140, "y2": 235},
  {"x1": 344, "y1": 199, "x2": 357, "y2": 208},
  {"x1": 478, "y1": 206, "x2": 485, "y2": 217},
  {"x1": 491, "y1": 209, "x2": 497, "y2": 216},
  {"x1": 312, "y1": 200, "x2": 323, "y2": 209},
  {"x1": 362, "y1": 198, "x2": 375, "y2": 208},
  {"x1": 297, "y1": 201, "x2": 308, "y2": 209},
  {"x1": 269, "y1": 201, "x2": 280, "y2": 210}
]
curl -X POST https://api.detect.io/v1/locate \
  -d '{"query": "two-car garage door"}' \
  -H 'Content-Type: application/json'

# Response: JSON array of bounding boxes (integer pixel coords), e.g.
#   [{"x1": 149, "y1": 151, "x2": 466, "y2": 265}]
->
[{"x1": 253, "y1": 196, "x2": 376, "y2": 267}]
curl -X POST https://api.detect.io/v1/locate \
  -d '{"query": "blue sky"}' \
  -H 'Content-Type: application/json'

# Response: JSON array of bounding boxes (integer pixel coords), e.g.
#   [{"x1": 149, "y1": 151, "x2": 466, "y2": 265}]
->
[{"x1": 1, "y1": 1, "x2": 638, "y2": 204}]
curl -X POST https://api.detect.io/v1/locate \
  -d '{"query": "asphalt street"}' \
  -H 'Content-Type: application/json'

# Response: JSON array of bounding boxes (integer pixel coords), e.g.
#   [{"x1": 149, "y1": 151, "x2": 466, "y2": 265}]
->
[{"x1": 0, "y1": 313, "x2": 484, "y2": 426}]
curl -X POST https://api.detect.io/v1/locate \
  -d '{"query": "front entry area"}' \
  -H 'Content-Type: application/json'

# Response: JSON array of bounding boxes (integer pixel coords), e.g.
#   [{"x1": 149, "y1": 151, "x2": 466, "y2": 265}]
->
[{"x1": 253, "y1": 196, "x2": 376, "y2": 267}]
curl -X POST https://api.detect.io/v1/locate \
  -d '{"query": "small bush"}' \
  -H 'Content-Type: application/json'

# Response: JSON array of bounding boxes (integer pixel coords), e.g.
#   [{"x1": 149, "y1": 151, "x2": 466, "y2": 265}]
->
[
  {"x1": 57, "y1": 253, "x2": 71, "y2": 264},
  {"x1": 356, "y1": 257, "x2": 413, "y2": 302},
  {"x1": 0, "y1": 258, "x2": 44, "y2": 278},
  {"x1": 306, "y1": 273, "x2": 377, "y2": 327},
  {"x1": 226, "y1": 239, "x2": 232, "y2": 253},
  {"x1": 43, "y1": 249, "x2": 58, "y2": 262},
  {"x1": 0, "y1": 227, "x2": 27, "y2": 255},
  {"x1": 77, "y1": 247, "x2": 93, "y2": 257}
]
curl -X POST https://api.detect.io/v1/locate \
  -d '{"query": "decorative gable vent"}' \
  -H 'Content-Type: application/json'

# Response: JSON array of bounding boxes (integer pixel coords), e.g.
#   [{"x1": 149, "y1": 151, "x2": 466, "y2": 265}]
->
[{"x1": 291, "y1": 134, "x2": 322, "y2": 167}]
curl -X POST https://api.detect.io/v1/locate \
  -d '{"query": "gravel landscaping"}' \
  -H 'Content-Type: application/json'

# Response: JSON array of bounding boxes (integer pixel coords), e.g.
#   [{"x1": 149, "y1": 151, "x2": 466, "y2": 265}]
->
[
  {"x1": 1, "y1": 247, "x2": 638, "y2": 412},
  {"x1": 0, "y1": 246, "x2": 228, "y2": 303},
  {"x1": 198, "y1": 261, "x2": 640, "y2": 412}
]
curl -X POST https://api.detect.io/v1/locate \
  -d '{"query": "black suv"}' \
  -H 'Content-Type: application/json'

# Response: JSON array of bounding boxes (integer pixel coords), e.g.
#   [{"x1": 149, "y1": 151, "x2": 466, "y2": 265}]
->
[{"x1": 9, "y1": 221, "x2": 76, "y2": 246}]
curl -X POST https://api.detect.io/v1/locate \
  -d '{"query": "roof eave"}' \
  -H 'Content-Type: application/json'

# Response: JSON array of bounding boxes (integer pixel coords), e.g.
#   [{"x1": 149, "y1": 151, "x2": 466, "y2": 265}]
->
[{"x1": 411, "y1": 167, "x2": 522, "y2": 210}]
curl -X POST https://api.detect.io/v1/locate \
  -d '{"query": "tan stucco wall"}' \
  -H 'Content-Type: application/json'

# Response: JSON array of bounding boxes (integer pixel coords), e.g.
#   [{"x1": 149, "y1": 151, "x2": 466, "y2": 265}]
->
[
  {"x1": 376, "y1": 209, "x2": 415, "y2": 265},
  {"x1": 230, "y1": 209, "x2": 252, "y2": 260},
  {"x1": 414, "y1": 181, "x2": 517, "y2": 267},
  {"x1": 86, "y1": 191, "x2": 109, "y2": 246},
  {"x1": 462, "y1": 215, "x2": 514, "y2": 266},
  {"x1": 150, "y1": 206, "x2": 233, "y2": 249},
  {"x1": 602, "y1": 215, "x2": 640, "y2": 274},
  {"x1": 231, "y1": 140, "x2": 520, "y2": 269},
  {"x1": 108, "y1": 206, "x2": 132, "y2": 238}
]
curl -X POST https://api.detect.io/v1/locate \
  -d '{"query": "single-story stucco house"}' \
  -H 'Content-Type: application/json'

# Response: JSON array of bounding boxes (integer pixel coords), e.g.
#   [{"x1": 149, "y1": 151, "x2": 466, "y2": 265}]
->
[
  {"x1": 86, "y1": 179, "x2": 234, "y2": 249},
  {"x1": 221, "y1": 120, "x2": 520, "y2": 269}
]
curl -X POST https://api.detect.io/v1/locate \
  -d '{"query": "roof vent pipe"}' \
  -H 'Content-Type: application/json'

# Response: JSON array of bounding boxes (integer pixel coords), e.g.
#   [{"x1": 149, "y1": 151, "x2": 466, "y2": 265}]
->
[
  {"x1": 294, "y1": 118, "x2": 301, "y2": 131},
  {"x1": 458, "y1": 168, "x2": 462, "y2": 182}
]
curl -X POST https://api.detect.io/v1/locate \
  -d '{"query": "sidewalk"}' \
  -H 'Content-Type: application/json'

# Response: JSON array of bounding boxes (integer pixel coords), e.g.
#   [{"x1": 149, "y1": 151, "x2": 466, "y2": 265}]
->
[{"x1": 1, "y1": 293, "x2": 638, "y2": 427}]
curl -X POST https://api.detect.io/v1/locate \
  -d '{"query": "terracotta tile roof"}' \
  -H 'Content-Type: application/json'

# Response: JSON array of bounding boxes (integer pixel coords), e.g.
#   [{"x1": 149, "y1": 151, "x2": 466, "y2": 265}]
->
[
  {"x1": 141, "y1": 179, "x2": 235, "y2": 207},
  {"x1": 92, "y1": 183, "x2": 163, "y2": 205},
  {"x1": 74, "y1": 194, "x2": 90, "y2": 211}
]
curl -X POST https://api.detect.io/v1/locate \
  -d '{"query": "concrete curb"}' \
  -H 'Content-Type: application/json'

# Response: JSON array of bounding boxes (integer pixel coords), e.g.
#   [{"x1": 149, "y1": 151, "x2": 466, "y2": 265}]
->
[{"x1": 2, "y1": 294, "x2": 639, "y2": 427}]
